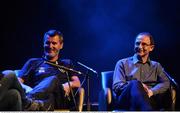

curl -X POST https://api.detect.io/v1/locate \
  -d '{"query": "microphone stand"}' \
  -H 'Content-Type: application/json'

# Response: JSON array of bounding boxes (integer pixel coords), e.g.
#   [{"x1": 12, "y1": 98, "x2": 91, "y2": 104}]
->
[
  {"x1": 77, "y1": 62, "x2": 98, "y2": 111},
  {"x1": 163, "y1": 70, "x2": 179, "y2": 88},
  {"x1": 65, "y1": 71, "x2": 77, "y2": 111},
  {"x1": 86, "y1": 70, "x2": 91, "y2": 111},
  {"x1": 44, "y1": 61, "x2": 83, "y2": 111}
]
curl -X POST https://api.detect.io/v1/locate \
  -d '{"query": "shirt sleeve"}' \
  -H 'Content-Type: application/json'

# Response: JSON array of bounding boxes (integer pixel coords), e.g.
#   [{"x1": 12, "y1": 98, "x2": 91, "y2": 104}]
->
[
  {"x1": 112, "y1": 60, "x2": 128, "y2": 95},
  {"x1": 18, "y1": 58, "x2": 33, "y2": 79},
  {"x1": 61, "y1": 59, "x2": 76, "y2": 78},
  {"x1": 150, "y1": 63, "x2": 170, "y2": 95}
]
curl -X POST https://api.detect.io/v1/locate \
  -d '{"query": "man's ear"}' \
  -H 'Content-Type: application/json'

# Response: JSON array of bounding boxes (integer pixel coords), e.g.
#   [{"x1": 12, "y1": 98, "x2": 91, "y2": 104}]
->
[
  {"x1": 60, "y1": 42, "x2": 63, "y2": 49},
  {"x1": 150, "y1": 45, "x2": 154, "y2": 51}
]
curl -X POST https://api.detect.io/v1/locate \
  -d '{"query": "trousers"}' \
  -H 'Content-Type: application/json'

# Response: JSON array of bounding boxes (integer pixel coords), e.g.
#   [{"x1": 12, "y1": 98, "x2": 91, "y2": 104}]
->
[
  {"x1": 0, "y1": 70, "x2": 29, "y2": 111},
  {"x1": 0, "y1": 89, "x2": 22, "y2": 111},
  {"x1": 26, "y1": 75, "x2": 70, "y2": 110},
  {"x1": 115, "y1": 80, "x2": 153, "y2": 111}
]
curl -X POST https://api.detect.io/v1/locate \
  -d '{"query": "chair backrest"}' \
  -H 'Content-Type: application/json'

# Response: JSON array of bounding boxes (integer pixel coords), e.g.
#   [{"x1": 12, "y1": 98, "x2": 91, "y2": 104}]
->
[{"x1": 101, "y1": 71, "x2": 114, "y2": 90}]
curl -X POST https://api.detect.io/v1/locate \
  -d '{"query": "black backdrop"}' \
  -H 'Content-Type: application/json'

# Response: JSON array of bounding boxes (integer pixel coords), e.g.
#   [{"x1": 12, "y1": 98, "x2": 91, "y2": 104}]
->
[{"x1": 0, "y1": 0, "x2": 180, "y2": 110}]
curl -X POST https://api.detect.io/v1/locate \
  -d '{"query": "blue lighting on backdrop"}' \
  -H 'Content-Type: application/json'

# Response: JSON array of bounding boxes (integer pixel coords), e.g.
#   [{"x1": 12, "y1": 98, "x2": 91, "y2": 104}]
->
[{"x1": 0, "y1": 0, "x2": 179, "y2": 108}]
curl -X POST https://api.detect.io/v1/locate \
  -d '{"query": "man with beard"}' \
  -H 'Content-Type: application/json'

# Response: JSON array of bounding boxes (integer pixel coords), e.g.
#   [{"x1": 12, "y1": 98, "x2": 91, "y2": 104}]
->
[
  {"x1": 113, "y1": 32, "x2": 170, "y2": 110},
  {"x1": 18, "y1": 29, "x2": 80, "y2": 110}
]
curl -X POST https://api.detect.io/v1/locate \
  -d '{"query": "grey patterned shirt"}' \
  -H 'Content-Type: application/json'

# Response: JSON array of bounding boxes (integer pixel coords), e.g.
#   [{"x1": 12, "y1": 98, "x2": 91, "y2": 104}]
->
[{"x1": 113, "y1": 54, "x2": 170, "y2": 95}]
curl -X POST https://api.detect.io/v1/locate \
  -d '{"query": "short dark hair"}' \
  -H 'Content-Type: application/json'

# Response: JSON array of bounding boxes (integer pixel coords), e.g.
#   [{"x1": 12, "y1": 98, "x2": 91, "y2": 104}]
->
[
  {"x1": 43, "y1": 29, "x2": 63, "y2": 43},
  {"x1": 136, "y1": 32, "x2": 155, "y2": 45}
]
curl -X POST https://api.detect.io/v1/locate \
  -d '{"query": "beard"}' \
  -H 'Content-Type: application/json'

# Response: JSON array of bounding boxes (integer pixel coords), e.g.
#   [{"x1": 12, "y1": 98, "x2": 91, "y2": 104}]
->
[{"x1": 44, "y1": 49, "x2": 59, "y2": 60}]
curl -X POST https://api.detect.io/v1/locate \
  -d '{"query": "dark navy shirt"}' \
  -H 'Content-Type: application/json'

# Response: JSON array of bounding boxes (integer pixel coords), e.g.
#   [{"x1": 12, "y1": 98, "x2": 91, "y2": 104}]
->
[
  {"x1": 18, "y1": 58, "x2": 74, "y2": 87},
  {"x1": 113, "y1": 54, "x2": 170, "y2": 95}
]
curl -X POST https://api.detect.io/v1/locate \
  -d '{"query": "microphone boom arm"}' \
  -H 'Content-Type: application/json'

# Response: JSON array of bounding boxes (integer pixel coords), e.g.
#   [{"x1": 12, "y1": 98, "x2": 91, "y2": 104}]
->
[
  {"x1": 77, "y1": 62, "x2": 97, "y2": 74},
  {"x1": 163, "y1": 69, "x2": 178, "y2": 88},
  {"x1": 44, "y1": 61, "x2": 83, "y2": 75}
]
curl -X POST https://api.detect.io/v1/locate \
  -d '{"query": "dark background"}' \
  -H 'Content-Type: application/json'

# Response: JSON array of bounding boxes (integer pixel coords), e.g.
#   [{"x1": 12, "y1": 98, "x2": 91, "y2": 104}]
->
[{"x1": 0, "y1": 0, "x2": 179, "y2": 110}]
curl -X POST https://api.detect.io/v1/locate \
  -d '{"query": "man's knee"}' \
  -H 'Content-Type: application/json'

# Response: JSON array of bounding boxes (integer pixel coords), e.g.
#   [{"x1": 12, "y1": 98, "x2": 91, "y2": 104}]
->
[
  {"x1": 128, "y1": 80, "x2": 145, "y2": 92},
  {"x1": 129, "y1": 80, "x2": 142, "y2": 87},
  {"x1": 2, "y1": 70, "x2": 16, "y2": 79},
  {"x1": 28, "y1": 76, "x2": 59, "y2": 98},
  {"x1": 47, "y1": 76, "x2": 58, "y2": 82},
  {"x1": 45, "y1": 76, "x2": 59, "y2": 87}
]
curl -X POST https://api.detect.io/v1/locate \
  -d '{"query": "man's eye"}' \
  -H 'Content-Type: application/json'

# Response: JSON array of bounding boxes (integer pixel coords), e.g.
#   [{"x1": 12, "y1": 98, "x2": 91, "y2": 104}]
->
[
  {"x1": 45, "y1": 42, "x2": 50, "y2": 45},
  {"x1": 142, "y1": 43, "x2": 149, "y2": 46},
  {"x1": 136, "y1": 42, "x2": 140, "y2": 45},
  {"x1": 52, "y1": 42, "x2": 57, "y2": 45},
  {"x1": 142, "y1": 43, "x2": 146, "y2": 46}
]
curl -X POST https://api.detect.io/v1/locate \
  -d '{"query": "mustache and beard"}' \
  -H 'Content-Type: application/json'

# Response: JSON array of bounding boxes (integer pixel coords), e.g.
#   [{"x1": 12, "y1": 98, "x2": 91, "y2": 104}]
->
[{"x1": 44, "y1": 47, "x2": 59, "y2": 60}]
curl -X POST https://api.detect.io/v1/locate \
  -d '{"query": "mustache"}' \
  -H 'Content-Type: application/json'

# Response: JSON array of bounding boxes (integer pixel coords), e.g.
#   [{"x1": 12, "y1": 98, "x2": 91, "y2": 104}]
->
[{"x1": 44, "y1": 47, "x2": 55, "y2": 51}]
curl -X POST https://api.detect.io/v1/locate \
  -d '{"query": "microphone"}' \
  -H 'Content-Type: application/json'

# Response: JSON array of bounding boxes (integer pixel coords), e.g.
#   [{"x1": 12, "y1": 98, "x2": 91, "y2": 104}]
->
[
  {"x1": 163, "y1": 69, "x2": 178, "y2": 87},
  {"x1": 44, "y1": 61, "x2": 83, "y2": 75},
  {"x1": 77, "y1": 61, "x2": 98, "y2": 74}
]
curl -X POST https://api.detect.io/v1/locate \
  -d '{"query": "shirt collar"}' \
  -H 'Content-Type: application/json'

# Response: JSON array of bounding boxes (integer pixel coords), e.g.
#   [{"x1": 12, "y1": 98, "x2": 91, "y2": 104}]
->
[
  {"x1": 132, "y1": 54, "x2": 151, "y2": 65},
  {"x1": 42, "y1": 56, "x2": 59, "y2": 64}
]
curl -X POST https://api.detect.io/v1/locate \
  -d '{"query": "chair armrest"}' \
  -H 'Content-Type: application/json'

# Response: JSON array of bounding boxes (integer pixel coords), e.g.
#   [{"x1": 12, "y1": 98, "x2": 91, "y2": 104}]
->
[
  {"x1": 170, "y1": 86, "x2": 176, "y2": 110},
  {"x1": 98, "y1": 88, "x2": 112, "y2": 111},
  {"x1": 77, "y1": 87, "x2": 84, "y2": 111},
  {"x1": 106, "y1": 88, "x2": 112, "y2": 104}
]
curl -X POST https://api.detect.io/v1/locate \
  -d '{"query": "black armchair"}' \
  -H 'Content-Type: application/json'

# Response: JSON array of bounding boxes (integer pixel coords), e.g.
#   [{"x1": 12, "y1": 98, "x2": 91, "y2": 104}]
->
[{"x1": 98, "y1": 71, "x2": 176, "y2": 111}]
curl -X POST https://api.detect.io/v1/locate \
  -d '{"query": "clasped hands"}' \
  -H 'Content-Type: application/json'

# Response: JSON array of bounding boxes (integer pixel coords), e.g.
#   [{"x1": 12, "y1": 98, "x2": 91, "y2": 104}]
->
[
  {"x1": 142, "y1": 83, "x2": 153, "y2": 98},
  {"x1": 62, "y1": 82, "x2": 72, "y2": 97}
]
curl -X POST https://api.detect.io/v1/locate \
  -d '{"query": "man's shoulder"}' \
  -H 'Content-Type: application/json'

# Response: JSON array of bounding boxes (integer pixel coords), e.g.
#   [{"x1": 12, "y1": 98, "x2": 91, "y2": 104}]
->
[
  {"x1": 25, "y1": 58, "x2": 44, "y2": 65},
  {"x1": 27, "y1": 58, "x2": 43, "y2": 62},
  {"x1": 117, "y1": 56, "x2": 133, "y2": 64},
  {"x1": 59, "y1": 59, "x2": 73, "y2": 66},
  {"x1": 150, "y1": 60, "x2": 161, "y2": 66}
]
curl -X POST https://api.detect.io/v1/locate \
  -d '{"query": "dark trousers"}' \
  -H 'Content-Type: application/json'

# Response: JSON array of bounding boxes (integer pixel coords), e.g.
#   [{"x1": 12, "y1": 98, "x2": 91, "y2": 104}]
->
[
  {"x1": 0, "y1": 70, "x2": 29, "y2": 110},
  {"x1": 0, "y1": 71, "x2": 73, "y2": 110},
  {"x1": 0, "y1": 89, "x2": 22, "y2": 111},
  {"x1": 116, "y1": 80, "x2": 153, "y2": 111},
  {"x1": 26, "y1": 75, "x2": 69, "y2": 110}
]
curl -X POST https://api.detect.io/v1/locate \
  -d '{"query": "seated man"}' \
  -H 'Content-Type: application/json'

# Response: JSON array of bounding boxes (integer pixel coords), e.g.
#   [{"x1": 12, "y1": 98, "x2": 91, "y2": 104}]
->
[
  {"x1": 0, "y1": 70, "x2": 43, "y2": 111},
  {"x1": 113, "y1": 32, "x2": 170, "y2": 110},
  {"x1": 18, "y1": 29, "x2": 81, "y2": 110}
]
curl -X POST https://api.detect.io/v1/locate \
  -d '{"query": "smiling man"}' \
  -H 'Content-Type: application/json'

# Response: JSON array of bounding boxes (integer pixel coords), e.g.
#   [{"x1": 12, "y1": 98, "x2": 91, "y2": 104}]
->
[
  {"x1": 18, "y1": 30, "x2": 80, "y2": 110},
  {"x1": 113, "y1": 32, "x2": 170, "y2": 110}
]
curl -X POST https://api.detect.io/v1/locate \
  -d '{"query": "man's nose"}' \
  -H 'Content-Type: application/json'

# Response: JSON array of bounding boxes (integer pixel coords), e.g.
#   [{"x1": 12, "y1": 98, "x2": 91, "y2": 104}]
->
[
  {"x1": 49, "y1": 43, "x2": 54, "y2": 48},
  {"x1": 137, "y1": 43, "x2": 143, "y2": 48}
]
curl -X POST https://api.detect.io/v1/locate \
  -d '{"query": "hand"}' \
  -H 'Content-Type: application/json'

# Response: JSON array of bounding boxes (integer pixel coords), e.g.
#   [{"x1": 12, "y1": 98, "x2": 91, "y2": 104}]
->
[
  {"x1": 142, "y1": 83, "x2": 153, "y2": 98},
  {"x1": 147, "y1": 89, "x2": 153, "y2": 97},
  {"x1": 62, "y1": 82, "x2": 71, "y2": 96}
]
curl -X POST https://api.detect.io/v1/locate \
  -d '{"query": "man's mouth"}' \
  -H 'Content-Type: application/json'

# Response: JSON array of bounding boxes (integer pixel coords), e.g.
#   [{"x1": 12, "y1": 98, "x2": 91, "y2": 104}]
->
[
  {"x1": 46, "y1": 49, "x2": 54, "y2": 52},
  {"x1": 45, "y1": 50, "x2": 54, "y2": 54}
]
